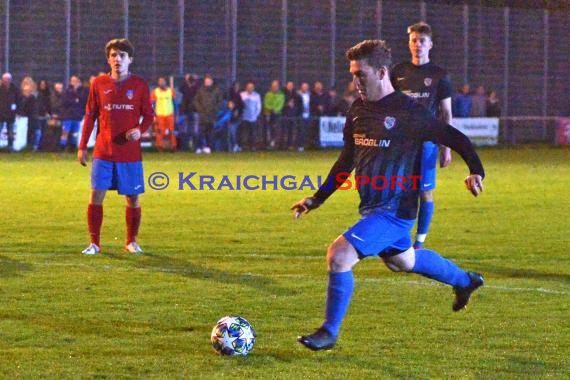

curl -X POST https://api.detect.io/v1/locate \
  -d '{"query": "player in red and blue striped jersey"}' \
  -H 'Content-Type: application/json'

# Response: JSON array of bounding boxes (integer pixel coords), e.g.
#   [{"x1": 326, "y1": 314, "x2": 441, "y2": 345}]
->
[
  {"x1": 391, "y1": 22, "x2": 453, "y2": 249},
  {"x1": 77, "y1": 38, "x2": 155, "y2": 255}
]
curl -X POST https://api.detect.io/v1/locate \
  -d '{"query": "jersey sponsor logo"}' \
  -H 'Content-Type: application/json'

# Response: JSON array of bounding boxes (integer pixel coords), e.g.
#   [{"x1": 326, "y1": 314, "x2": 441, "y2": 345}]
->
[
  {"x1": 104, "y1": 103, "x2": 135, "y2": 111},
  {"x1": 424, "y1": 77, "x2": 433, "y2": 86},
  {"x1": 384, "y1": 117, "x2": 396, "y2": 130},
  {"x1": 402, "y1": 90, "x2": 430, "y2": 99},
  {"x1": 104, "y1": 89, "x2": 113, "y2": 94},
  {"x1": 126, "y1": 90, "x2": 134, "y2": 100},
  {"x1": 353, "y1": 134, "x2": 391, "y2": 148}
]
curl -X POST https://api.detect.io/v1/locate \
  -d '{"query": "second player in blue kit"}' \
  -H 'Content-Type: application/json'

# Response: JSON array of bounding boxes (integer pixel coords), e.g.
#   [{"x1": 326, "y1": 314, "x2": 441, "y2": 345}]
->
[{"x1": 391, "y1": 22, "x2": 454, "y2": 249}]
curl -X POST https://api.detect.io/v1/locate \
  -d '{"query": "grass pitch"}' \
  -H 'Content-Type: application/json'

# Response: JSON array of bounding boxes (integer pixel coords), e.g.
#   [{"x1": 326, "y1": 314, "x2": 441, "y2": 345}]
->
[{"x1": 0, "y1": 146, "x2": 569, "y2": 379}]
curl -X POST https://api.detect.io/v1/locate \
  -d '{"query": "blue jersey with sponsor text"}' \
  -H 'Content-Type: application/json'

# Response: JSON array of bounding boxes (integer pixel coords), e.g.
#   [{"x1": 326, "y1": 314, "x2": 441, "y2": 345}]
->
[{"x1": 314, "y1": 91, "x2": 484, "y2": 219}]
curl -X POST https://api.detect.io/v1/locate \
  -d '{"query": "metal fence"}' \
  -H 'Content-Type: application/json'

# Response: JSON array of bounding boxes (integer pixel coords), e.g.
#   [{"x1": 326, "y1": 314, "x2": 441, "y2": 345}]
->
[{"x1": 2, "y1": 1, "x2": 570, "y2": 117}]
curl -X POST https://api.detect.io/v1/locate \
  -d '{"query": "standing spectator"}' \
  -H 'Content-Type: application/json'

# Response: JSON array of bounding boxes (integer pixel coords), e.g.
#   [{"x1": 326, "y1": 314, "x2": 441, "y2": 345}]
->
[
  {"x1": 228, "y1": 81, "x2": 244, "y2": 152},
  {"x1": 193, "y1": 74, "x2": 223, "y2": 154},
  {"x1": 37, "y1": 79, "x2": 51, "y2": 150},
  {"x1": 325, "y1": 88, "x2": 346, "y2": 116},
  {"x1": 453, "y1": 84, "x2": 472, "y2": 117},
  {"x1": 310, "y1": 81, "x2": 330, "y2": 148},
  {"x1": 151, "y1": 76, "x2": 177, "y2": 152},
  {"x1": 0, "y1": 72, "x2": 20, "y2": 151},
  {"x1": 179, "y1": 73, "x2": 200, "y2": 151},
  {"x1": 50, "y1": 82, "x2": 64, "y2": 119},
  {"x1": 59, "y1": 75, "x2": 88, "y2": 151},
  {"x1": 263, "y1": 79, "x2": 285, "y2": 149},
  {"x1": 297, "y1": 82, "x2": 311, "y2": 152},
  {"x1": 212, "y1": 100, "x2": 241, "y2": 152},
  {"x1": 282, "y1": 81, "x2": 302, "y2": 150},
  {"x1": 240, "y1": 80, "x2": 262, "y2": 151},
  {"x1": 19, "y1": 79, "x2": 40, "y2": 151},
  {"x1": 470, "y1": 85, "x2": 487, "y2": 117},
  {"x1": 486, "y1": 90, "x2": 501, "y2": 117}
]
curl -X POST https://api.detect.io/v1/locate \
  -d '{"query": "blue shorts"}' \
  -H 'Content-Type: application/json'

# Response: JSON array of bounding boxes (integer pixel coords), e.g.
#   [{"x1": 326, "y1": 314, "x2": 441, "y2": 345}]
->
[
  {"x1": 343, "y1": 208, "x2": 415, "y2": 258},
  {"x1": 91, "y1": 159, "x2": 145, "y2": 195},
  {"x1": 420, "y1": 141, "x2": 438, "y2": 191},
  {"x1": 62, "y1": 120, "x2": 81, "y2": 134}
]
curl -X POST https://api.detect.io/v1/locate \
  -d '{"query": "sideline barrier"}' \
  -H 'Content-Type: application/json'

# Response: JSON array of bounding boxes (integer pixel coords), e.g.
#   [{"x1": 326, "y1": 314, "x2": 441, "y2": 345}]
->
[{"x1": 319, "y1": 116, "x2": 500, "y2": 147}]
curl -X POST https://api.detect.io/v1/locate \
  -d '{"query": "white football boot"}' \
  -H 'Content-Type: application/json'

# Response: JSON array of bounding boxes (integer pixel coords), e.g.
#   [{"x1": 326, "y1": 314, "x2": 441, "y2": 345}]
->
[
  {"x1": 125, "y1": 242, "x2": 143, "y2": 254},
  {"x1": 82, "y1": 243, "x2": 101, "y2": 255}
]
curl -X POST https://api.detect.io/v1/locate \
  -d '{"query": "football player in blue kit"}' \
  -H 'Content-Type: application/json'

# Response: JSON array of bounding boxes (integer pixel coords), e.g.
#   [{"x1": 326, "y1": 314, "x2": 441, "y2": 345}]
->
[
  {"x1": 292, "y1": 39, "x2": 484, "y2": 351},
  {"x1": 391, "y1": 22, "x2": 453, "y2": 249}
]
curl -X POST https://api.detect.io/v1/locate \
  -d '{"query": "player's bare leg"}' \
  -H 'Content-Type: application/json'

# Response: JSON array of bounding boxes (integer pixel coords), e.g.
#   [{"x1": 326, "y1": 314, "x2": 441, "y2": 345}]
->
[
  {"x1": 298, "y1": 236, "x2": 359, "y2": 351},
  {"x1": 125, "y1": 195, "x2": 143, "y2": 254},
  {"x1": 415, "y1": 189, "x2": 434, "y2": 249},
  {"x1": 82, "y1": 190, "x2": 106, "y2": 255},
  {"x1": 382, "y1": 247, "x2": 484, "y2": 311}
]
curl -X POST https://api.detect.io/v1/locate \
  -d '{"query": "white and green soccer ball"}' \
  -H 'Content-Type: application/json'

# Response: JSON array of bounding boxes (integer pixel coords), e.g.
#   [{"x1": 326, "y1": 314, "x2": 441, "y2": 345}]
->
[{"x1": 211, "y1": 316, "x2": 256, "y2": 356}]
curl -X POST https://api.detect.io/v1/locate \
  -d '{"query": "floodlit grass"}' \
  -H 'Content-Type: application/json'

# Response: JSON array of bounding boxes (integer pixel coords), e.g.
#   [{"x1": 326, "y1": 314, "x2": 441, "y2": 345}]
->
[{"x1": 0, "y1": 146, "x2": 569, "y2": 378}]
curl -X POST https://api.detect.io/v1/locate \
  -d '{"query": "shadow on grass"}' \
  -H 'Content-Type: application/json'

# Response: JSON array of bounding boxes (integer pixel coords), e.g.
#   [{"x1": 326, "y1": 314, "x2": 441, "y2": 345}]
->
[
  {"x1": 105, "y1": 251, "x2": 296, "y2": 296},
  {"x1": 0, "y1": 255, "x2": 33, "y2": 277},
  {"x1": 484, "y1": 265, "x2": 570, "y2": 284}
]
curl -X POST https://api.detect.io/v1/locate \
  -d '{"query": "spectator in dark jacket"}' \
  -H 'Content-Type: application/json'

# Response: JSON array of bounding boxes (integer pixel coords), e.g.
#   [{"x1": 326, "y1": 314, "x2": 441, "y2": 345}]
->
[
  {"x1": 50, "y1": 82, "x2": 64, "y2": 118},
  {"x1": 19, "y1": 79, "x2": 41, "y2": 151},
  {"x1": 0, "y1": 72, "x2": 20, "y2": 151},
  {"x1": 227, "y1": 81, "x2": 244, "y2": 152},
  {"x1": 309, "y1": 81, "x2": 330, "y2": 148},
  {"x1": 486, "y1": 90, "x2": 501, "y2": 117},
  {"x1": 179, "y1": 73, "x2": 200, "y2": 151},
  {"x1": 36, "y1": 79, "x2": 51, "y2": 150},
  {"x1": 193, "y1": 74, "x2": 223, "y2": 154},
  {"x1": 59, "y1": 75, "x2": 88, "y2": 150},
  {"x1": 282, "y1": 81, "x2": 303, "y2": 150}
]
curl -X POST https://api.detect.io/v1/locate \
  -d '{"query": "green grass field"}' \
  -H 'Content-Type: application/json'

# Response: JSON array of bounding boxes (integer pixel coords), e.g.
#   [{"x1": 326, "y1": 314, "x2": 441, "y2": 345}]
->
[{"x1": 1, "y1": 146, "x2": 569, "y2": 379}]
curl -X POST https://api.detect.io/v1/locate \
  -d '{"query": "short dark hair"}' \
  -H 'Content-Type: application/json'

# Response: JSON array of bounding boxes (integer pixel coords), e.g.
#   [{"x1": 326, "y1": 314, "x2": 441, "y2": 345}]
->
[
  {"x1": 407, "y1": 21, "x2": 432, "y2": 37},
  {"x1": 105, "y1": 38, "x2": 134, "y2": 58},
  {"x1": 345, "y1": 40, "x2": 392, "y2": 70}
]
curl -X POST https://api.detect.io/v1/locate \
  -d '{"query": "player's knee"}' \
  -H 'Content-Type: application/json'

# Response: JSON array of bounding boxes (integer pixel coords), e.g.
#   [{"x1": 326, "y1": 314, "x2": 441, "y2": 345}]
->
[
  {"x1": 90, "y1": 190, "x2": 106, "y2": 205},
  {"x1": 382, "y1": 258, "x2": 406, "y2": 272},
  {"x1": 126, "y1": 195, "x2": 140, "y2": 208},
  {"x1": 326, "y1": 237, "x2": 359, "y2": 272},
  {"x1": 382, "y1": 248, "x2": 415, "y2": 272}
]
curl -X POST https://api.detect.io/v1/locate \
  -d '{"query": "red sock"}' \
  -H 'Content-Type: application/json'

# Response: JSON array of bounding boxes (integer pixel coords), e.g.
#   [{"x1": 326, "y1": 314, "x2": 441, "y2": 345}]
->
[
  {"x1": 87, "y1": 204, "x2": 103, "y2": 247},
  {"x1": 126, "y1": 206, "x2": 141, "y2": 244}
]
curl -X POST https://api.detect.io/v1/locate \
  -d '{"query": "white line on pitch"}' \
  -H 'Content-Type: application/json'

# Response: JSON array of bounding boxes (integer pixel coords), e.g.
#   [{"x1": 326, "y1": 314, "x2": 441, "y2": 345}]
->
[{"x1": 28, "y1": 261, "x2": 570, "y2": 297}]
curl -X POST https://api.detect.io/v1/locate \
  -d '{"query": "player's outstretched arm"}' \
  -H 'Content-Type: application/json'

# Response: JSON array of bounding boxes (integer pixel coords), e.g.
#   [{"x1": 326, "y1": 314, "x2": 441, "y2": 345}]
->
[
  {"x1": 77, "y1": 149, "x2": 88, "y2": 167},
  {"x1": 291, "y1": 197, "x2": 322, "y2": 219},
  {"x1": 464, "y1": 174, "x2": 483, "y2": 197}
]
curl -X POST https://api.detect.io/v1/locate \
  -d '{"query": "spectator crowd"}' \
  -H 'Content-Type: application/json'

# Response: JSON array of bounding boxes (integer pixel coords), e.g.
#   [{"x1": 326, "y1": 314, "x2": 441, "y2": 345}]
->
[{"x1": 0, "y1": 71, "x2": 501, "y2": 153}]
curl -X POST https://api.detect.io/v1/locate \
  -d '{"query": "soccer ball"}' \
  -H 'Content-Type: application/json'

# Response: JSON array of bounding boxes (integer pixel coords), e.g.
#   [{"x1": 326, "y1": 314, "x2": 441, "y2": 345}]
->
[{"x1": 211, "y1": 316, "x2": 256, "y2": 356}]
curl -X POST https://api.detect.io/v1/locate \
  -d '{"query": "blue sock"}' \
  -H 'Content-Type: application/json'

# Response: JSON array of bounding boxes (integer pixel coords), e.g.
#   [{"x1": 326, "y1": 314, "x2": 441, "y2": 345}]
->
[
  {"x1": 322, "y1": 271, "x2": 354, "y2": 338},
  {"x1": 415, "y1": 201, "x2": 434, "y2": 245},
  {"x1": 412, "y1": 249, "x2": 470, "y2": 287}
]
